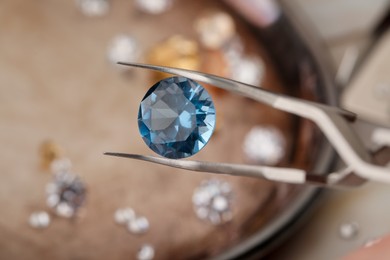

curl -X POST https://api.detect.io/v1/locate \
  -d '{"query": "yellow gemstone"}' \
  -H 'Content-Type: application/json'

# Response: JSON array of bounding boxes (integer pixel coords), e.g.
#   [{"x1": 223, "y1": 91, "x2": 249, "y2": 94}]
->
[
  {"x1": 39, "y1": 140, "x2": 64, "y2": 170},
  {"x1": 146, "y1": 35, "x2": 200, "y2": 80}
]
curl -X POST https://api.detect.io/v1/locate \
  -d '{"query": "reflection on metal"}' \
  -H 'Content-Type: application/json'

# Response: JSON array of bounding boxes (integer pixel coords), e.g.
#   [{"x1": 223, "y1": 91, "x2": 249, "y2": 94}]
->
[{"x1": 106, "y1": 63, "x2": 390, "y2": 187}]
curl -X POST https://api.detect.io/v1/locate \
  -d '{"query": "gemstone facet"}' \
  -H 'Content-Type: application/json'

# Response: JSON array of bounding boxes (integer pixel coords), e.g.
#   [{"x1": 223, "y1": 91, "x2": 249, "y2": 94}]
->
[{"x1": 138, "y1": 77, "x2": 216, "y2": 159}]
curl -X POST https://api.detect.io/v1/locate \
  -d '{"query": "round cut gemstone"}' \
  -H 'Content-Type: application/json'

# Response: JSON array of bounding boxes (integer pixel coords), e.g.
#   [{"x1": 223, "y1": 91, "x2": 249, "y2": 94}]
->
[{"x1": 138, "y1": 76, "x2": 216, "y2": 159}]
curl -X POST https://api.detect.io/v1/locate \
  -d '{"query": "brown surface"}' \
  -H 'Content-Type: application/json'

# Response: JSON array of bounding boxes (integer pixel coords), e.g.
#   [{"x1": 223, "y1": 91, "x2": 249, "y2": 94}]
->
[{"x1": 0, "y1": 0, "x2": 303, "y2": 259}]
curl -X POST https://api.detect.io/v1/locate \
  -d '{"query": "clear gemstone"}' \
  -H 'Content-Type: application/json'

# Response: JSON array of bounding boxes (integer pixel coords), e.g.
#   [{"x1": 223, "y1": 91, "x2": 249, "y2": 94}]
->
[
  {"x1": 56, "y1": 202, "x2": 75, "y2": 218},
  {"x1": 135, "y1": 0, "x2": 173, "y2": 15},
  {"x1": 243, "y1": 126, "x2": 285, "y2": 165},
  {"x1": 29, "y1": 211, "x2": 51, "y2": 229},
  {"x1": 138, "y1": 76, "x2": 216, "y2": 159},
  {"x1": 137, "y1": 244, "x2": 155, "y2": 260},
  {"x1": 50, "y1": 158, "x2": 72, "y2": 174},
  {"x1": 195, "y1": 11, "x2": 236, "y2": 50},
  {"x1": 192, "y1": 179, "x2": 233, "y2": 225},
  {"x1": 128, "y1": 216, "x2": 149, "y2": 234},
  {"x1": 339, "y1": 222, "x2": 359, "y2": 240},
  {"x1": 46, "y1": 171, "x2": 87, "y2": 218},
  {"x1": 231, "y1": 56, "x2": 265, "y2": 87},
  {"x1": 212, "y1": 195, "x2": 228, "y2": 212},
  {"x1": 107, "y1": 34, "x2": 139, "y2": 66},
  {"x1": 114, "y1": 207, "x2": 136, "y2": 225},
  {"x1": 76, "y1": 0, "x2": 109, "y2": 17}
]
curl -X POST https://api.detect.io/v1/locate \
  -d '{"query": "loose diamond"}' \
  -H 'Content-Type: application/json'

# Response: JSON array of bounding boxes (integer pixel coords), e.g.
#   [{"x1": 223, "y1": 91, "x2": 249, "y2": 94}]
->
[
  {"x1": 50, "y1": 158, "x2": 72, "y2": 174},
  {"x1": 138, "y1": 76, "x2": 216, "y2": 159},
  {"x1": 46, "y1": 171, "x2": 87, "y2": 218},
  {"x1": 114, "y1": 207, "x2": 136, "y2": 225},
  {"x1": 195, "y1": 10, "x2": 236, "y2": 50},
  {"x1": 339, "y1": 222, "x2": 359, "y2": 240},
  {"x1": 29, "y1": 211, "x2": 51, "y2": 229},
  {"x1": 231, "y1": 56, "x2": 265, "y2": 87},
  {"x1": 192, "y1": 179, "x2": 233, "y2": 225},
  {"x1": 107, "y1": 34, "x2": 140, "y2": 66},
  {"x1": 127, "y1": 216, "x2": 149, "y2": 234},
  {"x1": 137, "y1": 244, "x2": 155, "y2": 260},
  {"x1": 243, "y1": 126, "x2": 285, "y2": 165},
  {"x1": 135, "y1": 0, "x2": 173, "y2": 15},
  {"x1": 76, "y1": 0, "x2": 109, "y2": 17}
]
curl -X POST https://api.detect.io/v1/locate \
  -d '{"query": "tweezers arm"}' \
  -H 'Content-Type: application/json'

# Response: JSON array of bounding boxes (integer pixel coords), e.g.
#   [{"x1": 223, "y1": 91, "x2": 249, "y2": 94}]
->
[{"x1": 104, "y1": 153, "x2": 310, "y2": 184}]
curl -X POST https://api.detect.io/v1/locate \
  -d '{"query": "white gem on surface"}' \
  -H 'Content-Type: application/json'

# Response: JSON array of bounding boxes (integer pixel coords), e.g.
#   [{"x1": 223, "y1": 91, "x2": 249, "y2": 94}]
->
[
  {"x1": 195, "y1": 11, "x2": 236, "y2": 50},
  {"x1": 50, "y1": 158, "x2": 72, "y2": 174},
  {"x1": 76, "y1": 0, "x2": 109, "y2": 17},
  {"x1": 222, "y1": 36, "x2": 244, "y2": 62},
  {"x1": 137, "y1": 244, "x2": 155, "y2": 260},
  {"x1": 231, "y1": 56, "x2": 265, "y2": 87},
  {"x1": 107, "y1": 34, "x2": 140, "y2": 66},
  {"x1": 195, "y1": 207, "x2": 209, "y2": 220},
  {"x1": 29, "y1": 211, "x2": 51, "y2": 229},
  {"x1": 339, "y1": 222, "x2": 359, "y2": 240},
  {"x1": 46, "y1": 171, "x2": 87, "y2": 218},
  {"x1": 212, "y1": 195, "x2": 228, "y2": 212},
  {"x1": 128, "y1": 216, "x2": 149, "y2": 234},
  {"x1": 243, "y1": 126, "x2": 285, "y2": 165},
  {"x1": 114, "y1": 208, "x2": 136, "y2": 225},
  {"x1": 134, "y1": 0, "x2": 173, "y2": 15},
  {"x1": 56, "y1": 202, "x2": 75, "y2": 218},
  {"x1": 46, "y1": 194, "x2": 60, "y2": 208},
  {"x1": 192, "y1": 189, "x2": 211, "y2": 206},
  {"x1": 192, "y1": 179, "x2": 233, "y2": 225}
]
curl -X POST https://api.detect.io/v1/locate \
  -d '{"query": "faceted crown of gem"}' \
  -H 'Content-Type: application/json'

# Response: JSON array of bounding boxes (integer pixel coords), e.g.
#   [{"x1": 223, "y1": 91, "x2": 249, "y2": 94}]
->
[{"x1": 138, "y1": 76, "x2": 216, "y2": 159}]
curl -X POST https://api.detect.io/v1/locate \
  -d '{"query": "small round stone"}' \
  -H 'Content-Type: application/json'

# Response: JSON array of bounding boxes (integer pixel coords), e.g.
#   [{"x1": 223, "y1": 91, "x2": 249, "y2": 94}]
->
[
  {"x1": 128, "y1": 216, "x2": 149, "y2": 234},
  {"x1": 29, "y1": 211, "x2": 51, "y2": 229},
  {"x1": 56, "y1": 202, "x2": 75, "y2": 218},
  {"x1": 107, "y1": 34, "x2": 139, "y2": 66},
  {"x1": 243, "y1": 126, "x2": 285, "y2": 165},
  {"x1": 50, "y1": 158, "x2": 72, "y2": 174},
  {"x1": 192, "y1": 179, "x2": 233, "y2": 225},
  {"x1": 46, "y1": 171, "x2": 87, "y2": 218},
  {"x1": 46, "y1": 194, "x2": 60, "y2": 208},
  {"x1": 137, "y1": 244, "x2": 155, "y2": 260},
  {"x1": 135, "y1": 0, "x2": 172, "y2": 15},
  {"x1": 195, "y1": 10, "x2": 236, "y2": 50},
  {"x1": 138, "y1": 76, "x2": 216, "y2": 159},
  {"x1": 76, "y1": 0, "x2": 109, "y2": 17},
  {"x1": 212, "y1": 195, "x2": 228, "y2": 212},
  {"x1": 192, "y1": 189, "x2": 211, "y2": 206},
  {"x1": 339, "y1": 222, "x2": 359, "y2": 240},
  {"x1": 231, "y1": 56, "x2": 265, "y2": 87},
  {"x1": 195, "y1": 207, "x2": 209, "y2": 220},
  {"x1": 114, "y1": 208, "x2": 136, "y2": 225}
]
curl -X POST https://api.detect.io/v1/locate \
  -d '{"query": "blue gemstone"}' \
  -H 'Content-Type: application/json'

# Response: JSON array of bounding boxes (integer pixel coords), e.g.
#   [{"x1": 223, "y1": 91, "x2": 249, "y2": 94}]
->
[{"x1": 138, "y1": 76, "x2": 216, "y2": 159}]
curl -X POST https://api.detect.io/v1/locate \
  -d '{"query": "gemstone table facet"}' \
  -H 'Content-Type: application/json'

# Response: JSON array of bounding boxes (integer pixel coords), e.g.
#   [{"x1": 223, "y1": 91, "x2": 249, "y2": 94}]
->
[{"x1": 138, "y1": 76, "x2": 216, "y2": 159}]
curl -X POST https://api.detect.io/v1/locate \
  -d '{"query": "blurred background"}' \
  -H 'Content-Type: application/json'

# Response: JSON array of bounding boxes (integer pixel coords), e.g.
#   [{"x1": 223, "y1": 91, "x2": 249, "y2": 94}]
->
[{"x1": 0, "y1": 0, "x2": 389, "y2": 259}]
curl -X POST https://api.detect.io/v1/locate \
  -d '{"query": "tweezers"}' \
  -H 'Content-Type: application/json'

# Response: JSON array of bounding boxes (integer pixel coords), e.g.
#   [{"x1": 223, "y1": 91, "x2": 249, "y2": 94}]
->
[{"x1": 104, "y1": 62, "x2": 390, "y2": 188}]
